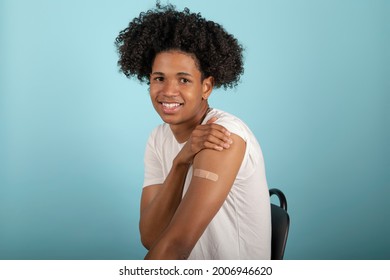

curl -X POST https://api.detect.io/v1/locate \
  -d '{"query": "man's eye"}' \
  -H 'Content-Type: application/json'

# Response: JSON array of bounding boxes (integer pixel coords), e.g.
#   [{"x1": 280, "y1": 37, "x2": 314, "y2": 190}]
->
[
  {"x1": 154, "y1": 77, "x2": 164, "y2": 82},
  {"x1": 180, "y1": 78, "x2": 190, "y2": 84}
]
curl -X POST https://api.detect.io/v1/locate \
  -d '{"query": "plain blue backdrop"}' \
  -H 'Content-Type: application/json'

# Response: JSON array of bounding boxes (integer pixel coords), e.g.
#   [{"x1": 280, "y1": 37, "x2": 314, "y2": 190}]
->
[{"x1": 1, "y1": 0, "x2": 389, "y2": 259}]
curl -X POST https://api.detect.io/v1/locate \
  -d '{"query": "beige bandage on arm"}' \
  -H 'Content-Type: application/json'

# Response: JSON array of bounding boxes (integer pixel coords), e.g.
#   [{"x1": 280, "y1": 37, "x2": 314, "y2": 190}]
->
[{"x1": 193, "y1": 168, "x2": 219, "y2": 182}]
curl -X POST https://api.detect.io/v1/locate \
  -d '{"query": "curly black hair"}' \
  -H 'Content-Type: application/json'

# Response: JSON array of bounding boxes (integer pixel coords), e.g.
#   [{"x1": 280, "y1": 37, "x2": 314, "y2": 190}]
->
[{"x1": 115, "y1": 3, "x2": 244, "y2": 89}]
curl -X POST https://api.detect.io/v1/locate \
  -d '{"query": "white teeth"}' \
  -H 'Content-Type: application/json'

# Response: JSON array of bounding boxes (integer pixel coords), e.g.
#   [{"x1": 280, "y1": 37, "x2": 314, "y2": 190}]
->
[{"x1": 162, "y1": 103, "x2": 181, "y2": 108}]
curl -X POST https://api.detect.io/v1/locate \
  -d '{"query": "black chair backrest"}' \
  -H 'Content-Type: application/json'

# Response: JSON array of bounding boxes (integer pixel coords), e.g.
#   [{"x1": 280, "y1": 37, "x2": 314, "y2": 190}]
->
[{"x1": 269, "y1": 188, "x2": 290, "y2": 260}]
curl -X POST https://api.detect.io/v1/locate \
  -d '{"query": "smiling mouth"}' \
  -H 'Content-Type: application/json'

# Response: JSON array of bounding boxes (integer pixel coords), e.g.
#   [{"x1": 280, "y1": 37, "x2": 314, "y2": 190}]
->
[{"x1": 160, "y1": 102, "x2": 183, "y2": 109}]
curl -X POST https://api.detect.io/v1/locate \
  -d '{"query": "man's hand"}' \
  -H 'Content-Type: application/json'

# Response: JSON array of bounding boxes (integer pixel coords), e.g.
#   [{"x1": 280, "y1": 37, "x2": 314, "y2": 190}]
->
[{"x1": 177, "y1": 117, "x2": 233, "y2": 165}]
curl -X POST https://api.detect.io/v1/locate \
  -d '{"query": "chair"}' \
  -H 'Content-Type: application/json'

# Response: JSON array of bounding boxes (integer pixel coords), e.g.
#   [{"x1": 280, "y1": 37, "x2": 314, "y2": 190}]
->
[{"x1": 269, "y1": 188, "x2": 290, "y2": 260}]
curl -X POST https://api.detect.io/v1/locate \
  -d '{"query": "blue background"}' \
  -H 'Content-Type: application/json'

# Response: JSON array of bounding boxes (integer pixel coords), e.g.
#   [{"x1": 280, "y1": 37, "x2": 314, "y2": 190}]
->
[{"x1": 1, "y1": 0, "x2": 389, "y2": 259}]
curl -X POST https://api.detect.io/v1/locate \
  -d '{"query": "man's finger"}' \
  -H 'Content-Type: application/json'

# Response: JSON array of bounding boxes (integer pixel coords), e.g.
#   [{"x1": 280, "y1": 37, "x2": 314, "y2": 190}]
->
[{"x1": 206, "y1": 117, "x2": 218, "y2": 124}]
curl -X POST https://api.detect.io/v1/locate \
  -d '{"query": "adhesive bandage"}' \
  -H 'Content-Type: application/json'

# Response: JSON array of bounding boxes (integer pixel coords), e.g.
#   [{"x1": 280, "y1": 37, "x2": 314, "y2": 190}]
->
[{"x1": 193, "y1": 168, "x2": 219, "y2": 182}]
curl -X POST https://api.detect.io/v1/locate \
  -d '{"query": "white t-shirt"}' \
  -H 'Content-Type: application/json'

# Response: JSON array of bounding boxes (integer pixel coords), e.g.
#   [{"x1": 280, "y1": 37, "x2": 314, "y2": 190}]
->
[{"x1": 143, "y1": 108, "x2": 271, "y2": 259}]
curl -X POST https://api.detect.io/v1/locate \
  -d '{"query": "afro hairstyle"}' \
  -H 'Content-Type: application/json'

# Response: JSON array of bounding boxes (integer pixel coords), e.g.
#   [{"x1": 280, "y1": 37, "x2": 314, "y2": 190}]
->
[{"x1": 115, "y1": 3, "x2": 244, "y2": 89}]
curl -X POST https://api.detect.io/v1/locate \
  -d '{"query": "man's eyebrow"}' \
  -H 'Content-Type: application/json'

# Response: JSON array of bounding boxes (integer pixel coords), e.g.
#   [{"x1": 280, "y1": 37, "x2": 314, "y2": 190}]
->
[
  {"x1": 151, "y1": 71, "x2": 193, "y2": 77},
  {"x1": 151, "y1": 71, "x2": 164, "y2": 76},
  {"x1": 177, "y1": 72, "x2": 192, "y2": 77}
]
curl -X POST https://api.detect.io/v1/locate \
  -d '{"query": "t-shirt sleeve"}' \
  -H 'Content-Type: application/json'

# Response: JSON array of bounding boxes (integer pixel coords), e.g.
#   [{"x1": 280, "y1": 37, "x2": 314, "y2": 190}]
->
[
  {"x1": 213, "y1": 116, "x2": 248, "y2": 144},
  {"x1": 213, "y1": 115, "x2": 260, "y2": 180},
  {"x1": 143, "y1": 129, "x2": 164, "y2": 188}
]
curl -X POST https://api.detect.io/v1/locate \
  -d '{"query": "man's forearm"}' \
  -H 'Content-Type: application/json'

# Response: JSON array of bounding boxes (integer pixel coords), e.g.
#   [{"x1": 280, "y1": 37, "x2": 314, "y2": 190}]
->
[{"x1": 139, "y1": 160, "x2": 190, "y2": 249}]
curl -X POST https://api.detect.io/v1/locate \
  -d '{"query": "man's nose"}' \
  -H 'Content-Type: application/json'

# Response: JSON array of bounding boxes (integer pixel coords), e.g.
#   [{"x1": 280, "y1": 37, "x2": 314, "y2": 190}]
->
[{"x1": 162, "y1": 80, "x2": 179, "y2": 96}]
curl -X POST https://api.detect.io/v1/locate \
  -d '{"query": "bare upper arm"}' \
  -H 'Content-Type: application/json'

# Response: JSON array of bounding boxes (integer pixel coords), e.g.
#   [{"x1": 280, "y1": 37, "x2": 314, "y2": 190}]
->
[{"x1": 158, "y1": 133, "x2": 246, "y2": 251}]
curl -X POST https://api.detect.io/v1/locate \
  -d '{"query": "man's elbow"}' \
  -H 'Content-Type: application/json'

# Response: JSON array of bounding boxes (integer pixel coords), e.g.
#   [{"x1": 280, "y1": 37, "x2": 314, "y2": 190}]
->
[
  {"x1": 139, "y1": 220, "x2": 156, "y2": 250},
  {"x1": 145, "y1": 236, "x2": 194, "y2": 260},
  {"x1": 139, "y1": 226, "x2": 151, "y2": 250},
  {"x1": 140, "y1": 234, "x2": 152, "y2": 250}
]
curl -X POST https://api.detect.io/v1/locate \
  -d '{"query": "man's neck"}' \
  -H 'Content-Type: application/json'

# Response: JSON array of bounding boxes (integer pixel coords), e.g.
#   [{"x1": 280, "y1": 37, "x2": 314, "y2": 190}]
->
[{"x1": 170, "y1": 104, "x2": 210, "y2": 143}]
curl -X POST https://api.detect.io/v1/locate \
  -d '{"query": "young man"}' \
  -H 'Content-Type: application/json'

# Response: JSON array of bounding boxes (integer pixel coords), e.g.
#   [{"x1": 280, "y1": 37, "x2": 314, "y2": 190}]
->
[{"x1": 115, "y1": 3, "x2": 271, "y2": 260}]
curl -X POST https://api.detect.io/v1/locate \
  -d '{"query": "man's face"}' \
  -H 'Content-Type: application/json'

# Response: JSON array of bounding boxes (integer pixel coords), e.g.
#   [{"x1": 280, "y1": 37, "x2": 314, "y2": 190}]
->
[{"x1": 149, "y1": 51, "x2": 212, "y2": 126}]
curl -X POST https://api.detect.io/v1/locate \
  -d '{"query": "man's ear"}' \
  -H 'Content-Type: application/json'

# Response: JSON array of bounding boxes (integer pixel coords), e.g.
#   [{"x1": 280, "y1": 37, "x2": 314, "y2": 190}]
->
[{"x1": 202, "y1": 76, "x2": 215, "y2": 100}]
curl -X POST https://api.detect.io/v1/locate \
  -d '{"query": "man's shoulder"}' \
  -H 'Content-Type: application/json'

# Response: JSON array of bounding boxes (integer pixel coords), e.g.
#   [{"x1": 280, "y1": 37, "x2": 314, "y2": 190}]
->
[
  {"x1": 149, "y1": 123, "x2": 170, "y2": 137},
  {"x1": 207, "y1": 108, "x2": 245, "y2": 125},
  {"x1": 146, "y1": 123, "x2": 174, "y2": 151},
  {"x1": 206, "y1": 108, "x2": 250, "y2": 141}
]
